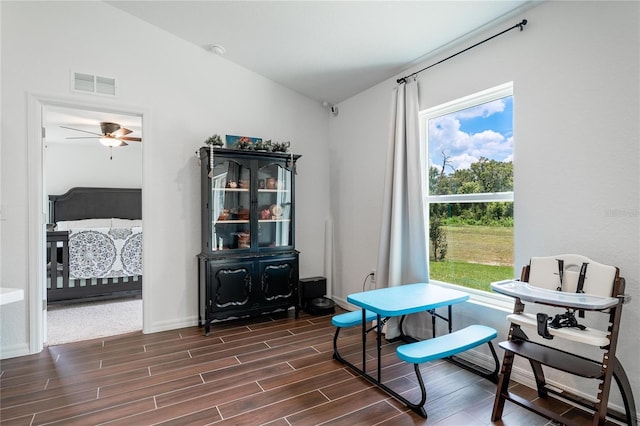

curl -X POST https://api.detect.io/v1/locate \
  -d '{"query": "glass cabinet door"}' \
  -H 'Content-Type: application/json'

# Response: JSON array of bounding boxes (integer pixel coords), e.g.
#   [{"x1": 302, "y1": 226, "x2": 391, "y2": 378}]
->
[
  {"x1": 257, "y1": 162, "x2": 292, "y2": 248},
  {"x1": 210, "y1": 159, "x2": 251, "y2": 251}
]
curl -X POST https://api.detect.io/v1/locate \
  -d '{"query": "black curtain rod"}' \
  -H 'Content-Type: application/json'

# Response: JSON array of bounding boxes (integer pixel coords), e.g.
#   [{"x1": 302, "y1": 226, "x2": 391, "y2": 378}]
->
[{"x1": 397, "y1": 19, "x2": 528, "y2": 84}]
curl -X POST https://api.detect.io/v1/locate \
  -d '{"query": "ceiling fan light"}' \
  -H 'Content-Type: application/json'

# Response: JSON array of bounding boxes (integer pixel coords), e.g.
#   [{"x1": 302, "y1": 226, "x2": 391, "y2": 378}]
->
[{"x1": 99, "y1": 136, "x2": 124, "y2": 147}]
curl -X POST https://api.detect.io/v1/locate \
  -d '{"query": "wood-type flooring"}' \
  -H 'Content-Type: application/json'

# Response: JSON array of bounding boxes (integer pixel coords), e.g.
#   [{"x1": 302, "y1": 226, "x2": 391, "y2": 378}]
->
[{"x1": 1, "y1": 308, "x2": 607, "y2": 425}]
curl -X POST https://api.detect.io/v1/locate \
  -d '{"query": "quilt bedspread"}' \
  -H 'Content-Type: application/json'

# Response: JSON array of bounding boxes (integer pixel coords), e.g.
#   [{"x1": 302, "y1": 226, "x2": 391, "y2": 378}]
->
[{"x1": 68, "y1": 227, "x2": 143, "y2": 279}]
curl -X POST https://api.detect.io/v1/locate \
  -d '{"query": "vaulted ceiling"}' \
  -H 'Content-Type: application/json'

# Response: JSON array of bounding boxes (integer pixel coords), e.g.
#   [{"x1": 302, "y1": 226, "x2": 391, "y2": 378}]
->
[
  {"x1": 47, "y1": 1, "x2": 536, "y2": 143},
  {"x1": 107, "y1": 1, "x2": 536, "y2": 105}
]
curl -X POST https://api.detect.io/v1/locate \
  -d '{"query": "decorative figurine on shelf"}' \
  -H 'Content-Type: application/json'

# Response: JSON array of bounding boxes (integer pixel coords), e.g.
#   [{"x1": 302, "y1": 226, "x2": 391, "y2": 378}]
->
[
  {"x1": 235, "y1": 137, "x2": 253, "y2": 150},
  {"x1": 204, "y1": 134, "x2": 223, "y2": 178},
  {"x1": 237, "y1": 232, "x2": 250, "y2": 248},
  {"x1": 271, "y1": 141, "x2": 290, "y2": 153},
  {"x1": 205, "y1": 134, "x2": 224, "y2": 147},
  {"x1": 218, "y1": 209, "x2": 230, "y2": 221},
  {"x1": 253, "y1": 140, "x2": 269, "y2": 151}
]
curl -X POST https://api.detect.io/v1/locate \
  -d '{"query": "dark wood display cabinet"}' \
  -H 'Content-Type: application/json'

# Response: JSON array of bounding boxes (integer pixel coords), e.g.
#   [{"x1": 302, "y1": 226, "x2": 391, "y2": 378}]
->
[{"x1": 197, "y1": 147, "x2": 301, "y2": 335}]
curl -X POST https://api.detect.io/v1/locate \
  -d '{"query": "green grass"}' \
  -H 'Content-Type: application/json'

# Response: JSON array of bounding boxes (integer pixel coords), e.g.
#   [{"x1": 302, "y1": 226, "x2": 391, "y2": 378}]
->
[
  {"x1": 429, "y1": 224, "x2": 514, "y2": 292},
  {"x1": 429, "y1": 260, "x2": 513, "y2": 292}
]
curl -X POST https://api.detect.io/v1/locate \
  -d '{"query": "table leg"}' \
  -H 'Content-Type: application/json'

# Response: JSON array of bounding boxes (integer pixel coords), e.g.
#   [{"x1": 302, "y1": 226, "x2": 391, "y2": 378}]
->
[
  {"x1": 361, "y1": 309, "x2": 367, "y2": 374},
  {"x1": 377, "y1": 313, "x2": 382, "y2": 381},
  {"x1": 431, "y1": 310, "x2": 436, "y2": 338}
]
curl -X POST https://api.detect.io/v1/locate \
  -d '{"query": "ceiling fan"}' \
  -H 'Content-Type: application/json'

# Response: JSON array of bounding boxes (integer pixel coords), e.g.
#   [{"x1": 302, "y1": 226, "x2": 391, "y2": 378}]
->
[{"x1": 61, "y1": 122, "x2": 142, "y2": 147}]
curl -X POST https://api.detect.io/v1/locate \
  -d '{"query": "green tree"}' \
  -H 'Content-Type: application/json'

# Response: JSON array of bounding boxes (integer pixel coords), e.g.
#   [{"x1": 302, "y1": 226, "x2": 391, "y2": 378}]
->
[
  {"x1": 469, "y1": 157, "x2": 513, "y2": 192},
  {"x1": 429, "y1": 214, "x2": 448, "y2": 261},
  {"x1": 428, "y1": 155, "x2": 513, "y2": 226}
]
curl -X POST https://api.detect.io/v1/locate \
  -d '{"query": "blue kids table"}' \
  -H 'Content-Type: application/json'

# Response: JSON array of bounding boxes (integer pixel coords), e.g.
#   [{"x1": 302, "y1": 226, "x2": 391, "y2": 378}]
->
[{"x1": 334, "y1": 283, "x2": 499, "y2": 417}]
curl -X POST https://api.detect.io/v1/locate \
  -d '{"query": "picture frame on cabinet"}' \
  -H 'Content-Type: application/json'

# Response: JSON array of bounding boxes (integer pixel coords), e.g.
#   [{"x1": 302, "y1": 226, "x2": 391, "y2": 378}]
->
[{"x1": 226, "y1": 134, "x2": 262, "y2": 149}]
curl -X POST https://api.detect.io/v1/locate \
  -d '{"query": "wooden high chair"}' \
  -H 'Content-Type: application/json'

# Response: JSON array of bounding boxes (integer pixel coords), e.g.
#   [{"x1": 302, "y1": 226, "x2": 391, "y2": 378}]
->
[{"x1": 491, "y1": 254, "x2": 636, "y2": 425}]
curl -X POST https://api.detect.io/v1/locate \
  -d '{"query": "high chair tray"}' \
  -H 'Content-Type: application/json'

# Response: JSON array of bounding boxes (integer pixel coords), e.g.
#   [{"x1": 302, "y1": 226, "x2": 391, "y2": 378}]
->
[{"x1": 491, "y1": 280, "x2": 619, "y2": 310}]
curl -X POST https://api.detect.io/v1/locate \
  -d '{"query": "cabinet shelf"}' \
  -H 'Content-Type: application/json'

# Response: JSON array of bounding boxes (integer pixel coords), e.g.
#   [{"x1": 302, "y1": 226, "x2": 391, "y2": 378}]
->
[
  {"x1": 258, "y1": 219, "x2": 291, "y2": 223},
  {"x1": 258, "y1": 189, "x2": 289, "y2": 193},
  {"x1": 214, "y1": 220, "x2": 250, "y2": 224},
  {"x1": 213, "y1": 188, "x2": 250, "y2": 192}
]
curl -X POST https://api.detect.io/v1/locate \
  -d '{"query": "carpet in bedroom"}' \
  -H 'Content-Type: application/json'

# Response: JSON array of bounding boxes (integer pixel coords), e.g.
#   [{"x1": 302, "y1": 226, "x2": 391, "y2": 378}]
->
[{"x1": 47, "y1": 298, "x2": 142, "y2": 345}]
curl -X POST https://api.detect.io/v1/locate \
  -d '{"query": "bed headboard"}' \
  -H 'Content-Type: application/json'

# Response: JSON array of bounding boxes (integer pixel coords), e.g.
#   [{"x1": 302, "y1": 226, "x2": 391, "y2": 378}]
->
[{"x1": 49, "y1": 187, "x2": 142, "y2": 224}]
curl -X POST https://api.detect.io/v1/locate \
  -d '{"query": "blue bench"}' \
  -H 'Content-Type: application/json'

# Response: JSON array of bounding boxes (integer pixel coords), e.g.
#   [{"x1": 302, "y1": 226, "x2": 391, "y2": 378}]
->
[
  {"x1": 332, "y1": 309, "x2": 378, "y2": 328},
  {"x1": 397, "y1": 324, "x2": 497, "y2": 364},
  {"x1": 395, "y1": 325, "x2": 500, "y2": 413},
  {"x1": 332, "y1": 310, "x2": 379, "y2": 360}
]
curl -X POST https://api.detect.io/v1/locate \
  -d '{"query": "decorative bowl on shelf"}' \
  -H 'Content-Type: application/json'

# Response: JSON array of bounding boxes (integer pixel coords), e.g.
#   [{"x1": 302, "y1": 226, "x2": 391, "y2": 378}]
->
[{"x1": 237, "y1": 208, "x2": 250, "y2": 220}]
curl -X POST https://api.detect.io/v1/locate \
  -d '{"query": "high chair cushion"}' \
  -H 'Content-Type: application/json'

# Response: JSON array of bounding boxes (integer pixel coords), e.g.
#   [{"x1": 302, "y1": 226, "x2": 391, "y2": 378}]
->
[{"x1": 528, "y1": 254, "x2": 617, "y2": 298}]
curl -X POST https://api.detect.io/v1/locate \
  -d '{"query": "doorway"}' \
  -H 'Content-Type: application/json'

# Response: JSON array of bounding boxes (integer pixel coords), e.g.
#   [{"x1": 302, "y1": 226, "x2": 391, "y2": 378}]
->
[{"x1": 40, "y1": 102, "x2": 144, "y2": 345}]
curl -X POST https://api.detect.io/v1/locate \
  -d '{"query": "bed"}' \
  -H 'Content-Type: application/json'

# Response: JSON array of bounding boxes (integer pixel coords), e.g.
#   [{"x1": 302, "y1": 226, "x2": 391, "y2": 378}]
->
[{"x1": 46, "y1": 187, "x2": 143, "y2": 303}]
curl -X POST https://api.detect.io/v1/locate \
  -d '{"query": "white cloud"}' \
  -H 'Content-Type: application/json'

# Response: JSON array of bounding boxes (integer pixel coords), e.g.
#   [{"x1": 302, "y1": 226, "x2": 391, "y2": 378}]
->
[
  {"x1": 453, "y1": 99, "x2": 506, "y2": 120},
  {"x1": 450, "y1": 153, "x2": 479, "y2": 170},
  {"x1": 428, "y1": 102, "x2": 512, "y2": 171}
]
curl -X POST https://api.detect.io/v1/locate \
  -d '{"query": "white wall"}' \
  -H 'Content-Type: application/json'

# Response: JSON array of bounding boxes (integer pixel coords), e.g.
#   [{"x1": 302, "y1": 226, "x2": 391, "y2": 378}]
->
[
  {"x1": 1, "y1": 1, "x2": 330, "y2": 357},
  {"x1": 45, "y1": 142, "x2": 143, "y2": 198},
  {"x1": 329, "y1": 0, "x2": 639, "y2": 412}
]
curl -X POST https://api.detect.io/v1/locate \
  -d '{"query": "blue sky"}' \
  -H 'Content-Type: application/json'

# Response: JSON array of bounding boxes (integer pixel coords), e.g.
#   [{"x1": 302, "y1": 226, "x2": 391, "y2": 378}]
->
[{"x1": 428, "y1": 96, "x2": 513, "y2": 172}]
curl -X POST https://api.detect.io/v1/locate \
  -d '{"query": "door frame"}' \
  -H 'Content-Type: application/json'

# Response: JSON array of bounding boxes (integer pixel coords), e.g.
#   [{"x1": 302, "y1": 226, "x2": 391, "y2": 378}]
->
[{"x1": 27, "y1": 92, "x2": 148, "y2": 353}]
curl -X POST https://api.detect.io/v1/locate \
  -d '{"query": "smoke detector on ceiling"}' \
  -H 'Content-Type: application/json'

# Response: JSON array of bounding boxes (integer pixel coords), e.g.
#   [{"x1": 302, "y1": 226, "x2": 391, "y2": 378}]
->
[{"x1": 207, "y1": 44, "x2": 226, "y2": 56}]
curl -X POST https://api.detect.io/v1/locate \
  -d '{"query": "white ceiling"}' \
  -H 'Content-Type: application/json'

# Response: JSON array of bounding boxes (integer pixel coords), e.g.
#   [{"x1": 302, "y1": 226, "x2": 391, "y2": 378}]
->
[{"x1": 107, "y1": 0, "x2": 535, "y2": 105}]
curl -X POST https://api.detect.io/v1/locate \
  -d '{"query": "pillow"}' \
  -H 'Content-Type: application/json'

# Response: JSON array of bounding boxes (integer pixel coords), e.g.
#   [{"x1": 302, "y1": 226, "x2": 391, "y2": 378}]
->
[
  {"x1": 56, "y1": 218, "x2": 112, "y2": 231},
  {"x1": 111, "y1": 218, "x2": 143, "y2": 228}
]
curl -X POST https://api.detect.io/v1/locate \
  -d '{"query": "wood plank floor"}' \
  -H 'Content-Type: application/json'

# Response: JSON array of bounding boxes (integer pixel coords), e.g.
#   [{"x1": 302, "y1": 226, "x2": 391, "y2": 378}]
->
[{"x1": 0, "y1": 308, "x2": 603, "y2": 425}]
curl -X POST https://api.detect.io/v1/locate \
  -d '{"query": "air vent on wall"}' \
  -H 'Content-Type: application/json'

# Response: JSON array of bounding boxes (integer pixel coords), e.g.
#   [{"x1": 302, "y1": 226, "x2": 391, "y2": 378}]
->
[{"x1": 71, "y1": 71, "x2": 117, "y2": 96}]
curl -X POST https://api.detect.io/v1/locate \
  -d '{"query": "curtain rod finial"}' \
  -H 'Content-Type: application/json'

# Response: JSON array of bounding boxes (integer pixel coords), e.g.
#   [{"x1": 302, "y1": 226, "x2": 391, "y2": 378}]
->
[{"x1": 519, "y1": 19, "x2": 528, "y2": 30}]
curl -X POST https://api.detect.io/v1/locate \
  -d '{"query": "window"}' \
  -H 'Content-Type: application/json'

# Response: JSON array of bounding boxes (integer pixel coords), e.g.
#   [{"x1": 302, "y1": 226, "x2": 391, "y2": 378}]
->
[{"x1": 422, "y1": 83, "x2": 514, "y2": 292}]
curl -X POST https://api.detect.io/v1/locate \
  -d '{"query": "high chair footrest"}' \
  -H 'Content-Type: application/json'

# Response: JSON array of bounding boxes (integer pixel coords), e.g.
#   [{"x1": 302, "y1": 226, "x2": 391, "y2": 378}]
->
[{"x1": 499, "y1": 339, "x2": 603, "y2": 378}]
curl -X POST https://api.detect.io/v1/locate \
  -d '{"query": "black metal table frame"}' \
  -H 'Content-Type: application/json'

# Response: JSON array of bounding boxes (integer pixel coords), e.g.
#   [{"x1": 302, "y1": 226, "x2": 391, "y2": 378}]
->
[{"x1": 333, "y1": 306, "x2": 499, "y2": 418}]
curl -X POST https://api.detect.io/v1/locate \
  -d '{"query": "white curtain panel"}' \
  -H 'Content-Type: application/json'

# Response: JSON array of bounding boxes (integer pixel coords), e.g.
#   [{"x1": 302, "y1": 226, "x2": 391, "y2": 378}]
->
[{"x1": 376, "y1": 79, "x2": 430, "y2": 340}]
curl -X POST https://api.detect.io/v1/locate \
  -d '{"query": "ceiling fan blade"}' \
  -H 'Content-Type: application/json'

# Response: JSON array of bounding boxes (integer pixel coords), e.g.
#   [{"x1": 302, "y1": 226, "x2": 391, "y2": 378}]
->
[
  {"x1": 111, "y1": 127, "x2": 133, "y2": 138},
  {"x1": 60, "y1": 125, "x2": 102, "y2": 136},
  {"x1": 100, "y1": 122, "x2": 121, "y2": 135},
  {"x1": 120, "y1": 136, "x2": 142, "y2": 142}
]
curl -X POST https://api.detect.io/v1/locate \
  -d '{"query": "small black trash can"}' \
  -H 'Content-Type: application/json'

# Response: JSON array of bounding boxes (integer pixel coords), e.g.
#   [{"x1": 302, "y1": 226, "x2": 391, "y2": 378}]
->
[{"x1": 299, "y1": 276, "x2": 335, "y2": 315}]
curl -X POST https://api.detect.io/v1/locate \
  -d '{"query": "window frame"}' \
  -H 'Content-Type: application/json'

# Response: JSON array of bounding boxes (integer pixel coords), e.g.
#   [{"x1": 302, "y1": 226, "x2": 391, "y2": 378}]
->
[{"x1": 420, "y1": 82, "x2": 515, "y2": 306}]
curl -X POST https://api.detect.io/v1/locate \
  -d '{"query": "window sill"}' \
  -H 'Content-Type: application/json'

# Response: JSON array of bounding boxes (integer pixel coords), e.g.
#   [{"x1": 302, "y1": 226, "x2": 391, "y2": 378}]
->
[{"x1": 429, "y1": 279, "x2": 515, "y2": 313}]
